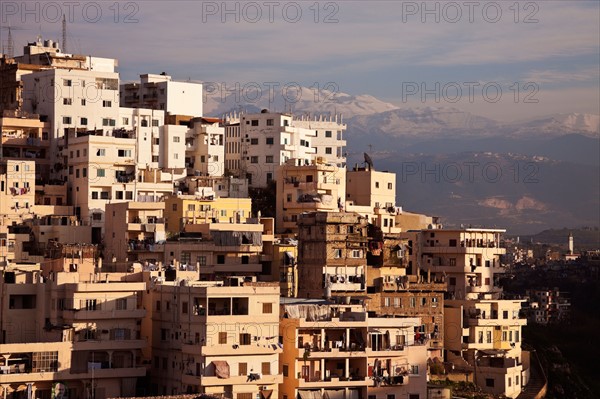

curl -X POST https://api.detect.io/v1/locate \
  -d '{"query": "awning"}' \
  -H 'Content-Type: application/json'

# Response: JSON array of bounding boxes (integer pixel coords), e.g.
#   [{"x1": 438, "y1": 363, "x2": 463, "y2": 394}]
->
[
  {"x1": 298, "y1": 391, "x2": 322, "y2": 399},
  {"x1": 212, "y1": 360, "x2": 230, "y2": 379},
  {"x1": 260, "y1": 390, "x2": 273, "y2": 399},
  {"x1": 323, "y1": 390, "x2": 344, "y2": 399}
]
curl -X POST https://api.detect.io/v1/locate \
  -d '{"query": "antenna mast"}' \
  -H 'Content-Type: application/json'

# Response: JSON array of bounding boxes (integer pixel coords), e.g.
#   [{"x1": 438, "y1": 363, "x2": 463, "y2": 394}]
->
[
  {"x1": 62, "y1": 14, "x2": 67, "y2": 53},
  {"x1": 7, "y1": 27, "x2": 14, "y2": 58}
]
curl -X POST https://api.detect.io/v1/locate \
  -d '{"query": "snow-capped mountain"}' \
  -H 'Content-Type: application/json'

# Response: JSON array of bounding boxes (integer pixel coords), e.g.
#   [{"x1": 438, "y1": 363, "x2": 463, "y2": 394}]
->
[
  {"x1": 204, "y1": 86, "x2": 599, "y2": 139},
  {"x1": 204, "y1": 86, "x2": 399, "y2": 117},
  {"x1": 507, "y1": 113, "x2": 600, "y2": 137}
]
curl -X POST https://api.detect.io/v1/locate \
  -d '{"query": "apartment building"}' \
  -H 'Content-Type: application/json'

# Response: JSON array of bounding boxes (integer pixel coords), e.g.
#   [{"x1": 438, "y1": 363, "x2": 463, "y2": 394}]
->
[
  {"x1": 279, "y1": 300, "x2": 428, "y2": 399},
  {"x1": 525, "y1": 288, "x2": 571, "y2": 325},
  {"x1": 64, "y1": 119, "x2": 175, "y2": 239},
  {"x1": 184, "y1": 117, "x2": 225, "y2": 177},
  {"x1": 297, "y1": 212, "x2": 368, "y2": 300},
  {"x1": 415, "y1": 228, "x2": 531, "y2": 398},
  {"x1": 0, "y1": 245, "x2": 148, "y2": 399},
  {"x1": 444, "y1": 298, "x2": 529, "y2": 398},
  {"x1": 1, "y1": 38, "x2": 97, "y2": 112},
  {"x1": 272, "y1": 238, "x2": 298, "y2": 298},
  {"x1": 1, "y1": 110, "x2": 51, "y2": 181},
  {"x1": 143, "y1": 277, "x2": 282, "y2": 398},
  {"x1": 418, "y1": 229, "x2": 505, "y2": 299},
  {"x1": 164, "y1": 195, "x2": 252, "y2": 235},
  {"x1": 120, "y1": 73, "x2": 203, "y2": 119},
  {"x1": 363, "y1": 225, "x2": 446, "y2": 356},
  {"x1": 0, "y1": 159, "x2": 36, "y2": 226},
  {"x1": 289, "y1": 114, "x2": 347, "y2": 167},
  {"x1": 275, "y1": 159, "x2": 346, "y2": 234},
  {"x1": 180, "y1": 176, "x2": 249, "y2": 199},
  {"x1": 104, "y1": 202, "x2": 166, "y2": 267},
  {"x1": 163, "y1": 220, "x2": 272, "y2": 281}
]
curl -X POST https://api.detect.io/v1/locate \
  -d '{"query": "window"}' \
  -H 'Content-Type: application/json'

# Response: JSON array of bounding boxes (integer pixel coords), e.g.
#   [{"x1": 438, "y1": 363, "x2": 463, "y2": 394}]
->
[
  {"x1": 351, "y1": 249, "x2": 362, "y2": 258},
  {"x1": 241, "y1": 255, "x2": 249, "y2": 264},
  {"x1": 122, "y1": 117, "x2": 129, "y2": 125},
  {"x1": 375, "y1": 182, "x2": 380, "y2": 188},
  {"x1": 152, "y1": 119, "x2": 159, "y2": 126},
  {"x1": 515, "y1": 331, "x2": 520, "y2": 342},
  {"x1": 75, "y1": 169, "x2": 80, "y2": 178},
  {"x1": 263, "y1": 303, "x2": 273, "y2": 313},
  {"x1": 251, "y1": 119, "x2": 259, "y2": 126},
  {"x1": 63, "y1": 79, "x2": 72, "y2": 86},
  {"x1": 63, "y1": 116, "x2": 72, "y2": 124},
  {"x1": 91, "y1": 192, "x2": 99, "y2": 199},
  {"x1": 100, "y1": 191, "x2": 110, "y2": 200},
  {"x1": 97, "y1": 148, "x2": 106, "y2": 156},
  {"x1": 173, "y1": 136, "x2": 180, "y2": 143},
  {"x1": 126, "y1": 191, "x2": 133, "y2": 200},
  {"x1": 32, "y1": 352, "x2": 59, "y2": 373},
  {"x1": 266, "y1": 155, "x2": 274, "y2": 163},
  {"x1": 116, "y1": 191, "x2": 124, "y2": 200},
  {"x1": 160, "y1": 328, "x2": 168, "y2": 341},
  {"x1": 182, "y1": 302, "x2": 188, "y2": 314},
  {"x1": 118, "y1": 149, "x2": 132, "y2": 157},
  {"x1": 266, "y1": 119, "x2": 274, "y2": 126},
  {"x1": 181, "y1": 252, "x2": 191, "y2": 265},
  {"x1": 84, "y1": 299, "x2": 98, "y2": 311},
  {"x1": 82, "y1": 168, "x2": 87, "y2": 178},
  {"x1": 485, "y1": 378, "x2": 495, "y2": 387},
  {"x1": 102, "y1": 118, "x2": 116, "y2": 126},
  {"x1": 387, "y1": 395, "x2": 395, "y2": 399},
  {"x1": 410, "y1": 297, "x2": 416, "y2": 308},
  {"x1": 197, "y1": 256, "x2": 207, "y2": 266},
  {"x1": 239, "y1": 362, "x2": 248, "y2": 376},
  {"x1": 81, "y1": 99, "x2": 86, "y2": 106},
  {"x1": 325, "y1": 130, "x2": 332, "y2": 138},
  {"x1": 250, "y1": 138, "x2": 259, "y2": 145},
  {"x1": 388, "y1": 182, "x2": 393, "y2": 189},
  {"x1": 334, "y1": 249, "x2": 342, "y2": 258},
  {"x1": 219, "y1": 331, "x2": 227, "y2": 345},
  {"x1": 156, "y1": 301, "x2": 161, "y2": 311},
  {"x1": 486, "y1": 331, "x2": 492, "y2": 343},
  {"x1": 103, "y1": 100, "x2": 112, "y2": 107},
  {"x1": 250, "y1": 156, "x2": 258, "y2": 163},
  {"x1": 266, "y1": 137, "x2": 274, "y2": 144},
  {"x1": 80, "y1": 117, "x2": 88, "y2": 125},
  {"x1": 261, "y1": 362, "x2": 270, "y2": 375},
  {"x1": 63, "y1": 98, "x2": 72, "y2": 105},
  {"x1": 410, "y1": 365, "x2": 419, "y2": 375},
  {"x1": 325, "y1": 147, "x2": 332, "y2": 154},
  {"x1": 503, "y1": 310, "x2": 509, "y2": 319},
  {"x1": 449, "y1": 239, "x2": 457, "y2": 247},
  {"x1": 282, "y1": 364, "x2": 288, "y2": 377},
  {"x1": 239, "y1": 333, "x2": 251, "y2": 345},
  {"x1": 217, "y1": 255, "x2": 225, "y2": 264}
]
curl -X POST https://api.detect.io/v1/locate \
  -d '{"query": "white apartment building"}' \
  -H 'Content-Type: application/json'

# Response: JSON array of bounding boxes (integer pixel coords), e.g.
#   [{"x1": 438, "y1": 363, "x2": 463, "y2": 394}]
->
[
  {"x1": 292, "y1": 114, "x2": 347, "y2": 167},
  {"x1": 184, "y1": 117, "x2": 225, "y2": 177},
  {"x1": 224, "y1": 112, "x2": 345, "y2": 188},
  {"x1": 120, "y1": 73, "x2": 203, "y2": 118},
  {"x1": 21, "y1": 65, "x2": 120, "y2": 180}
]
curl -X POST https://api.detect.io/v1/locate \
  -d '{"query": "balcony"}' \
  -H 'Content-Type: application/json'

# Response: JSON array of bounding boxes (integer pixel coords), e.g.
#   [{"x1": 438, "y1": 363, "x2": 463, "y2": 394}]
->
[
  {"x1": 196, "y1": 374, "x2": 282, "y2": 387},
  {"x1": 297, "y1": 376, "x2": 368, "y2": 388},
  {"x1": 182, "y1": 343, "x2": 282, "y2": 356},
  {"x1": 63, "y1": 308, "x2": 146, "y2": 321},
  {"x1": 73, "y1": 338, "x2": 146, "y2": 351}
]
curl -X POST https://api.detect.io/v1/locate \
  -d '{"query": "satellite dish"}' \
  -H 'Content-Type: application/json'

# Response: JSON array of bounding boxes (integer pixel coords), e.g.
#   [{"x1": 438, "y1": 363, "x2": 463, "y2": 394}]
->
[{"x1": 364, "y1": 152, "x2": 374, "y2": 170}]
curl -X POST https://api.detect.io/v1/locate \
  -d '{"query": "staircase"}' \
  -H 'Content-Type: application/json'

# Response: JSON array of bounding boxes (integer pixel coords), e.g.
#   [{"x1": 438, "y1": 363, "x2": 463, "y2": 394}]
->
[{"x1": 516, "y1": 351, "x2": 547, "y2": 399}]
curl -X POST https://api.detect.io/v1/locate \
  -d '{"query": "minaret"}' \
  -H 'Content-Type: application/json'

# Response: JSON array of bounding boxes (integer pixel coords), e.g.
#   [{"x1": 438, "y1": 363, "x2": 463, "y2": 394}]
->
[{"x1": 568, "y1": 232, "x2": 574, "y2": 255}]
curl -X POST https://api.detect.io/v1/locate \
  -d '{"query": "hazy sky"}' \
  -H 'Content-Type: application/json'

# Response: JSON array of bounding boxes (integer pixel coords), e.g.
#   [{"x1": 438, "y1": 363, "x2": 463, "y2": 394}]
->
[{"x1": 3, "y1": 0, "x2": 599, "y2": 121}]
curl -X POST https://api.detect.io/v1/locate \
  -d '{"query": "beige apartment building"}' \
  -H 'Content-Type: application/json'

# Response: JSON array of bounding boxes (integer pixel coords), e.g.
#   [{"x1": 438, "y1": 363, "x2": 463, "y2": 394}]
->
[
  {"x1": 1, "y1": 111, "x2": 51, "y2": 181},
  {"x1": 0, "y1": 244, "x2": 148, "y2": 399},
  {"x1": 275, "y1": 159, "x2": 345, "y2": 234},
  {"x1": 164, "y1": 195, "x2": 252, "y2": 235},
  {"x1": 418, "y1": 229, "x2": 505, "y2": 300},
  {"x1": 143, "y1": 276, "x2": 282, "y2": 398},
  {"x1": 279, "y1": 300, "x2": 428, "y2": 399},
  {"x1": 297, "y1": 212, "x2": 368, "y2": 300}
]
